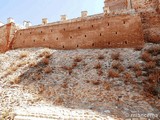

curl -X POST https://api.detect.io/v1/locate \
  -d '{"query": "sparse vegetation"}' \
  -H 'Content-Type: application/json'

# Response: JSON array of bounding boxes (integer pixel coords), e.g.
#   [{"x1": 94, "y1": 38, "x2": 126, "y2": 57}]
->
[
  {"x1": 98, "y1": 55, "x2": 105, "y2": 60},
  {"x1": 111, "y1": 52, "x2": 120, "y2": 60},
  {"x1": 19, "y1": 52, "x2": 28, "y2": 59},
  {"x1": 10, "y1": 77, "x2": 21, "y2": 84},
  {"x1": 74, "y1": 57, "x2": 82, "y2": 62},
  {"x1": 44, "y1": 66, "x2": 52, "y2": 73},
  {"x1": 108, "y1": 69, "x2": 119, "y2": 78},
  {"x1": 92, "y1": 80, "x2": 101, "y2": 85},
  {"x1": 94, "y1": 63, "x2": 101, "y2": 69},
  {"x1": 42, "y1": 57, "x2": 49, "y2": 65},
  {"x1": 141, "y1": 51, "x2": 152, "y2": 62}
]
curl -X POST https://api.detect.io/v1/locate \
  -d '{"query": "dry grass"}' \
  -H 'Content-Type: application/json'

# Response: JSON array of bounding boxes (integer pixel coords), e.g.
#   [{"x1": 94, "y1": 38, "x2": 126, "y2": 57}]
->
[
  {"x1": 111, "y1": 52, "x2": 120, "y2": 60},
  {"x1": 108, "y1": 69, "x2": 119, "y2": 78}
]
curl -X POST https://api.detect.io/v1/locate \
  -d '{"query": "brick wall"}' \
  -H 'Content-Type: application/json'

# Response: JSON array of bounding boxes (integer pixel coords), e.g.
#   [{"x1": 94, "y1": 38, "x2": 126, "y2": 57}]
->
[
  {"x1": 0, "y1": 23, "x2": 15, "y2": 52},
  {"x1": 12, "y1": 14, "x2": 144, "y2": 50}
]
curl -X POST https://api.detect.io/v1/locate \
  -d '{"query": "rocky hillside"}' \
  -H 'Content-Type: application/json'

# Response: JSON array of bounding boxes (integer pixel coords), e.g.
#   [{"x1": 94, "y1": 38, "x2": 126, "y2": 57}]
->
[{"x1": 0, "y1": 43, "x2": 160, "y2": 120}]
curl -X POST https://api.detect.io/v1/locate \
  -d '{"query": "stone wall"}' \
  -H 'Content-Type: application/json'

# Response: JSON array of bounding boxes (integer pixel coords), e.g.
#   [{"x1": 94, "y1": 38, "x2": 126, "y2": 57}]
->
[
  {"x1": 0, "y1": 23, "x2": 16, "y2": 52},
  {"x1": 12, "y1": 14, "x2": 144, "y2": 50},
  {"x1": 132, "y1": 0, "x2": 160, "y2": 43}
]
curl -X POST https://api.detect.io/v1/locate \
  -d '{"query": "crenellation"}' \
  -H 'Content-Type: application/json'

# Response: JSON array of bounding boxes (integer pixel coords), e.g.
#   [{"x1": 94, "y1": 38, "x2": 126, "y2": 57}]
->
[
  {"x1": 42, "y1": 18, "x2": 48, "y2": 25},
  {"x1": 7, "y1": 17, "x2": 14, "y2": 23},
  {"x1": 61, "y1": 15, "x2": 67, "y2": 21},
  {"x1": 23, "y1": 21, "x2": 32, "y2": 28},
  {"x1": 81, "y1": 11, "x2": 88, "y2": 17}
]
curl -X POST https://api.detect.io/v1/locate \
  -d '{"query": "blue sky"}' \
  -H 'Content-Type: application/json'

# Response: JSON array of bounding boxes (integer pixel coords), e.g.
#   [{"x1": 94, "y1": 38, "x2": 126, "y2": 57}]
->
[{"x1": 0, "y1": 0, "x2": 104, "y2": 25}]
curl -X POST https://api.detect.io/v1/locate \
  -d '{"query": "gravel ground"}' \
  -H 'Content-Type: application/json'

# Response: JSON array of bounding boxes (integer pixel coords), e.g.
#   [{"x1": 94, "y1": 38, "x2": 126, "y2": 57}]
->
[{"x1": 0, "y1": 43, "x2": 160, "y2": 120}]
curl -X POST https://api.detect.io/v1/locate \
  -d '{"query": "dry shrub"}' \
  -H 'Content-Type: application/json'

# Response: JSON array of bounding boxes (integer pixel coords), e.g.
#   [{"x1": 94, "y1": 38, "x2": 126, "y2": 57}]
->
[
  {"x1": 145, "y1": 61, "x2": 156, "y2": 69},
  {"x1": 92, "y1": 80, "x2": 101, "y2": 85},
  {"x1": 133, "y1": 64, "x2": 141, "y2": 71},
  {"x1": 38, "y1": 84, "x2": 45, "y2": 94},
  {"x1": 148, "y1": 71, "x2": 160, "y2": 84},
  {"x1": 55, "y1": 97, "x2": 63, "y2": 104},
  {"x1": 10, "y1": 66, "x2": 17, "y2": 72},
  {"x1": 118, "y1": 65, "x2": 125, "y2": 72},
  {"x1": 72, "y1": 62, "x2": 77, "y2": 68},
  {"x1": 29, "y1": 62, "x2": 37, "y2": 67},
  {"x1": 111, "y1": 52, "x2": 120, "y2": 60},
  {"x1": 61, "y1": 82, "x2": 68, "y2": 88},
  {"x1": 10, "y1": 77, "x2": 21, "y2": 84},
  {"x1": 98, "y1": 55, "x2": 105, "y2": 60},
  {"x1": 108, "y1": 69, "x2": 119, "y2": 78},
  {"x1": 103, "y1": 81, "x2": 110, "y2": 90},
  {"x1": 44, "y1": 66, "x2": 52, "y2": 73},
  {"x1": 112, "y1": 62, "x2": 125, "y2": 72},
  {"x1": 42, "y1": 58, "x2": 49, "y2": 65},
  {"x1": 141, "y1": 51, "x2": 152, "y2": 62},
  {"x1": 97, "y1": 69, "x2": 103, "y2": 76},
  {"x1": 19, "y1": 52, "x2": 28, "y2": 59},
  {"x1": 135, "y1": 70, "x2": 142, "y2": 77},
  {"x1": 62, "y1": 66, "x2": 73, "y2": 75},
  {"x1": 39, "y1": 51, "x2": 52, "y2": 58},
  {"x1": 94, "y1": 63, "x2": 101, "y2": 69},
  {"x1": 123, "y1": 72, "x2": 132, "y2": 80},
  {"x1": 112, "y1": 62, "x2": 121, "y2": 69},
  {"x1": 74, "y1": 57, "x2": 82, "y2": 62},
  {"x1": 147, "y1": 46, "x2": 160, "y2": 56},
  {"x1": 33, "y1": 73, "x2": 42, "y2": 81}
]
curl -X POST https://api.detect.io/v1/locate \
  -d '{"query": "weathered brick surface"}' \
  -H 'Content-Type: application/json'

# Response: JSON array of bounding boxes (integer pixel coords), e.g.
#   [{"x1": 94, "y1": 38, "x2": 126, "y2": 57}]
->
[
  {"x1": 0, "y1": 23, "x2": 16, "y2": 52},
  {"x1": 12, "y1": 14, "x2": 144, "y2": 50}
]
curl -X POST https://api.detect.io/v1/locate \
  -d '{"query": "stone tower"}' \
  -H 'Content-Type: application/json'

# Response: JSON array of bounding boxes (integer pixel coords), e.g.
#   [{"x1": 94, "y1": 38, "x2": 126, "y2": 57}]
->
[{"x1": 104, "y1": 0, "x2": 132, "y2": 14}]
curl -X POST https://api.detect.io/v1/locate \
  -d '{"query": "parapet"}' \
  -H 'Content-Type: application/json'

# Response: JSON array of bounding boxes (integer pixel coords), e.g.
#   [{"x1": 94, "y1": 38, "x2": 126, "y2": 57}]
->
[
  {"x1": 23, "y1": 21, "x2": 32, "y2": 28},
  {"x1": 81, "y1": 11, "x2": 88, "y2": 17},
  {"x1": 7, "y1": 17, "x2": 14, "y2": 23},
  {"x1": 61, "y1": 15, "x2": 67, "y2": 21},
  {"x1": 42, "y1": 18, "x2": 48, "y2": 25}
]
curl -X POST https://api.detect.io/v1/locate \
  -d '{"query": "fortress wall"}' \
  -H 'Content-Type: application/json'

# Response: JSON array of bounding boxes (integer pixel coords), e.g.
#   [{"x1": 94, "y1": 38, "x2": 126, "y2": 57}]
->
[
  {"x1": 0, "y1": 23, "x2": 15, "y2": 52},
  {"x1": 12, "y1": 14, "x2": 144, "y2": 50},
  {"x1": 132, "y1": 0, "x2": 160, "y2": 43}
]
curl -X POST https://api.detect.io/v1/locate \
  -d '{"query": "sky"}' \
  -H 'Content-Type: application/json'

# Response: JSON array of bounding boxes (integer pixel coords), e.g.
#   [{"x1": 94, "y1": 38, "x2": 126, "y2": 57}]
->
[{"x1": 0, "y1": 0, "x2": 104, "y2": 25}]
